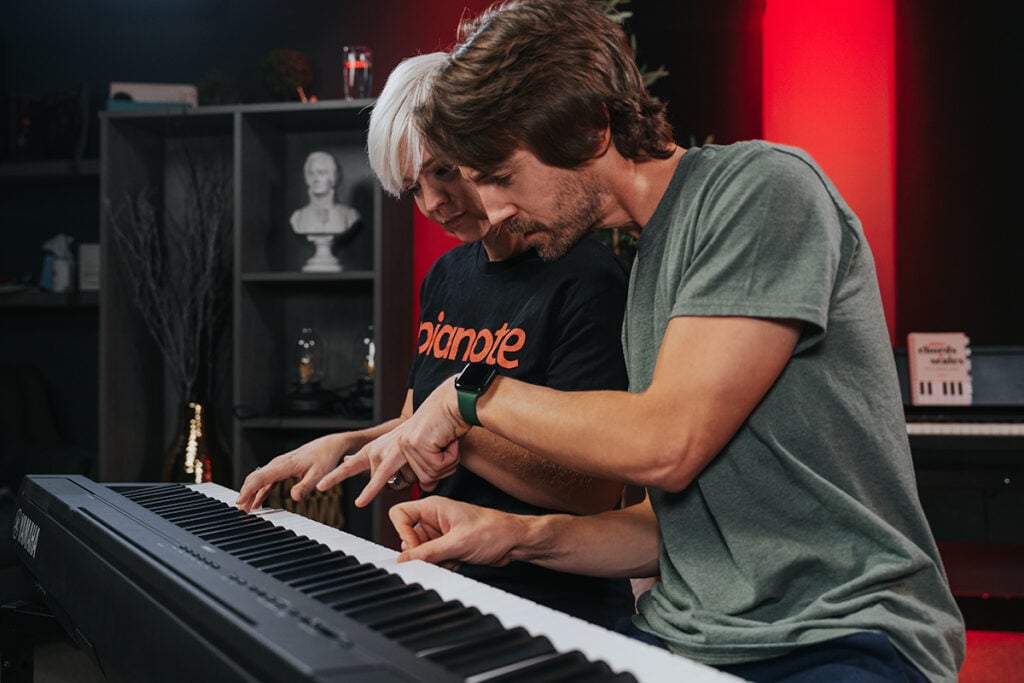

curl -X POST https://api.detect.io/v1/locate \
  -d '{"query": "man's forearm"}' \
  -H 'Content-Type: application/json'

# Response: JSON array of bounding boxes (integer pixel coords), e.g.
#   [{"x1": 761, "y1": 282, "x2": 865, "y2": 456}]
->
[
  {"x1": 472, "y1": 316, "x2": 803, "y2": 491},
  {"x1": 459, "y1": 427, "x2": 624, "y2": 514},
  {"x1": 511, "y1": 497, "x2": 660, "y2": 578},
  {"x1": 474, "y1": 377, "x2": 671, "y2": 487}
]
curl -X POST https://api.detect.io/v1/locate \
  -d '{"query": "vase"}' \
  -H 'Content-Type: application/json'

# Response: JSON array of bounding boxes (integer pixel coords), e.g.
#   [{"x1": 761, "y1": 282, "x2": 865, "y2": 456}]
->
[{"x1": 161, "y1": 401, "x2": 230, "y2": 485}]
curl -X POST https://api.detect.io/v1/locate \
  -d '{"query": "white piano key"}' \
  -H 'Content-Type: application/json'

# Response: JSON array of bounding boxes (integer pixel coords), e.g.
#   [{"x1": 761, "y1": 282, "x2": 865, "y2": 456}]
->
[{"x1": 196, "y1": 483, "x2": 744, "y2": 683}]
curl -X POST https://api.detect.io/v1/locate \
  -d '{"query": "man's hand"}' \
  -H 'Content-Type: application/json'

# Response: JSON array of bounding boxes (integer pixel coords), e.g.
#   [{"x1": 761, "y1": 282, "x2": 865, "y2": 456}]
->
[
  {"x1": 388, "y1": 496, "x2": 526, "y2": 568},
  {"x1": 392, "y1": 494, "x2": 662, "y2": 579},
  {"x1": 347, "y1": 378, "x2": 471, "y2": 507}
]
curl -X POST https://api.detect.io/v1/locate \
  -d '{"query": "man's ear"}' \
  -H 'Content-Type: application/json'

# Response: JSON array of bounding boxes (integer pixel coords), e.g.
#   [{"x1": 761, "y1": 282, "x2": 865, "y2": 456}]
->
[{"x1": 593, "y1": 123, "x2": 613, "y2": 160}]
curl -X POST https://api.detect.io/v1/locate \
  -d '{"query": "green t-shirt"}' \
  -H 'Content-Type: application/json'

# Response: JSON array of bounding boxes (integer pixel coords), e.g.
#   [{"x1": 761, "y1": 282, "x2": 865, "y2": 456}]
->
[{"x1": 628, "y1": 142, "x2": 964, "y2": 681}]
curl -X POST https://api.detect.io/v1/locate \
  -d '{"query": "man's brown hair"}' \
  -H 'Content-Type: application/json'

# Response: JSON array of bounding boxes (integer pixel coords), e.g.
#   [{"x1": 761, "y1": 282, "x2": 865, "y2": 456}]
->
[{"x1": 418, "y1": 0, "x2": 674, "y2": 174}]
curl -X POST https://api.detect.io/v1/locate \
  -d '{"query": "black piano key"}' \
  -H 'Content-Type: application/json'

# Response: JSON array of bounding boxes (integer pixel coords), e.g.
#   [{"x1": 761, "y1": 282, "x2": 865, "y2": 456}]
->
[
  {"x1": 218, "y1": 528, "x2": 299, "y2": 557},
  {"x1": 464, "y1": 652, "x2": 565, "y2": 682},
  {"x1": 152, "y1": 493, "x2": 223, "y2": 509},
  {"x1": 299, "y1": 565, "x2": 385, "y2": 597},
  {"x1": 424, "y1": 626, "x2": 554, "y2": 677},
  {"x1": 146, "y1": 499, "x2": 224, "y2": 518},
  {"x1": 192, "y1": 516, "x2": 271, "y2": 540},
  {"x1": 358, "y1": 593, "x2": 455, "y2": 630},
  {"x1": 375, "y1": 601, "x2": 472, "y2": 638},
  {"x1": 244, "y1": 544, "x2": 331, "y2": 573},
  {"x1": 247, "y1": 539, "x2": 326, "y2": 569},
  {"x1": 168, "y1": 510, "x2": 246, "y2": 530},
  {"x1": 258, "y1": 545, "x2": 334, "y2": 576},
  {"x1": 344, "y1": 588, "x2": 442, "y2": 624},
  {"x1": 232, "y1": 536, "x2": 315, "y2": 562},
  {"x1": 136, "y1": 496, "x2": 212, "y2": 515},
  {"x1": 328, "y1": 582, "x2": 423, "y2": 612},
  {"x1": 290, "y1": 562, "x2": 381, "y2": 593},
  {"x1": 481, "y1": 650, "x2": 632, "y2": 683},
  {"x1": 213, "y1": 527, "x2": 295, "y2": 553},
  {"x1": 176, "y1": 509, "x2": 251, "y2": 532},
  {"x1": 121, "y1": 485, "x2": 194, "y2": 506},
  {"x1": 270, "y1": 553, "x2": 359, "y2": 583},
  {"x1": 416, "y1": 625, "x2": 532, "y2": 658},
  {"x1": 313, "y1": 572, "x2": 402, "y2": 604},
  {"x1": 397, "y1": 611, "x2": 507, "y2": 653},
  {"x1": 173, "y1": 508, "x2": 247, "y2": 531},
  {"x1": 197, "y1": 520, "x2": 286, "y2": 548},
  {"x1": 144, "y1": 492, "x2": 223, "y2": 513}
]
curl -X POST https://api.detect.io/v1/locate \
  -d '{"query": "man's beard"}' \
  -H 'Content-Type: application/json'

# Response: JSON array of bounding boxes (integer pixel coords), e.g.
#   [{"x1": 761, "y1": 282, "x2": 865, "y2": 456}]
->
[{"x1": 503, "y1": 170, "x2": 606, "y2": 261}]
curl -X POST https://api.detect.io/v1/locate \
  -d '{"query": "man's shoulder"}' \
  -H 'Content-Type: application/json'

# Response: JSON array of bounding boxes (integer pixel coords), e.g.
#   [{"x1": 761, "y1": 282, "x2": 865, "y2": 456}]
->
[
  {"x1": 683, "y1": 141, "x2": 826, "y2": 202},
  {"x1": 710, "y1": 140, "x2": 820, "y2": 176}
]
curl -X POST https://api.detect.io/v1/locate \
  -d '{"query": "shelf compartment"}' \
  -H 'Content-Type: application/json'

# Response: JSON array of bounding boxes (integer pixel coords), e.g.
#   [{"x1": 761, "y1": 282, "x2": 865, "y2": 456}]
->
[
  {"x1": 99, "y1": 101, "x2": 413, "y2": 545},
  {"x1": 240, "y1": 271, "x2": 375, "y2": 283},
  {"x1": 239, "y1": 416, "x2": 375, "y2": 431}
]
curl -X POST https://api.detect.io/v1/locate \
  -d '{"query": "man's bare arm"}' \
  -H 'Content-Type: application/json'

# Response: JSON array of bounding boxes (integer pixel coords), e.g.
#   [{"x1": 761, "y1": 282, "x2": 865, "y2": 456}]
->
[
  {"x1": 308, "y1": 392, "x2": 622, "y2": 514},
  {"x1": 458, "y1": 428, "x2": 624, "y2": 514},
  {"x1": 469, "y1": 315, "x2": 802, "y2": 490},
  {"x1": 390, "y1": 494, "x2": 660, "y2": 579},
  {"x1": 352, "y1": 315, "x2": 802, "y2": 504}
]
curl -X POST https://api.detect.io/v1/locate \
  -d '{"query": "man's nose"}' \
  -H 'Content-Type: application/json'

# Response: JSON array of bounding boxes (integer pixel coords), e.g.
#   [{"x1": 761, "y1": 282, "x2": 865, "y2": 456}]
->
[{"x1": 477, "y1": 186, "x2": 517, "y2": 227}]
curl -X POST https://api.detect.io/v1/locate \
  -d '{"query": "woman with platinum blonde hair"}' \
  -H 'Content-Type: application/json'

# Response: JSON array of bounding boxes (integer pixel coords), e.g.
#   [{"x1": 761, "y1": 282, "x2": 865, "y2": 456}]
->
[{"x1": 238, "y1": 52, "x2": 636, "y2": 628}]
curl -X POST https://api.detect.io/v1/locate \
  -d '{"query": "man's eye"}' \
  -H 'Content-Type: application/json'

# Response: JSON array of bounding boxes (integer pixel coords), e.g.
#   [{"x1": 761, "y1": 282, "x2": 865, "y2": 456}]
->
[
  {"x1": 434, "y1": 165, "x2": 456, "y2": 179},
  {"x1": 492, "y1": 174, "x2": 512, "y2": 187},
  {"x1": 402, "y1": 183, "x2": 422, "y2": 197}
]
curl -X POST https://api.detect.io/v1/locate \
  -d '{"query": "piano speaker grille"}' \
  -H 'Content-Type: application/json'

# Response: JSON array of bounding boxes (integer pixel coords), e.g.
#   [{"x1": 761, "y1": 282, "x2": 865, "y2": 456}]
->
[{"x1": 264, "y1": 477, "x2": 345, "y2": 530}]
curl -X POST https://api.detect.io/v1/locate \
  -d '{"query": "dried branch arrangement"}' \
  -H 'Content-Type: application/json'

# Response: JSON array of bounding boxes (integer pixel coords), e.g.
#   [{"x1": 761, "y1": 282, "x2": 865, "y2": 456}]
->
[{"x1": 106, "y1": 145, "x2": 233, "y2": 403}]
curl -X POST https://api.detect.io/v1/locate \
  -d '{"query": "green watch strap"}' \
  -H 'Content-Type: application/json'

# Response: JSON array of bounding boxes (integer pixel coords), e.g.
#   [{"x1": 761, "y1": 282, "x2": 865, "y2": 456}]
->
[
  {"x1": 456, "y1": 388, "x2": 483, "y2": 427},
  {"x1": 454, "y1": 362, "x2": 496, "y2": 427}
]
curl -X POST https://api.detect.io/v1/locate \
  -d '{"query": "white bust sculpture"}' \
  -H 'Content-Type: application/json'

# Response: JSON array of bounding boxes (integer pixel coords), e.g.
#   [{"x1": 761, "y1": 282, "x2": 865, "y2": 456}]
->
[{"x1": 291, "y1": 151, "x2": 360, "y2": 272}]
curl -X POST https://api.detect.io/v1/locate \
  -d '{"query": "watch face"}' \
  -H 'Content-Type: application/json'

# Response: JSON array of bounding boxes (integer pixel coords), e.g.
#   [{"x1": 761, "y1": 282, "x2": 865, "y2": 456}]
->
[{"x1": 455, "y1": 363, "x2": 497, "y2": 393}]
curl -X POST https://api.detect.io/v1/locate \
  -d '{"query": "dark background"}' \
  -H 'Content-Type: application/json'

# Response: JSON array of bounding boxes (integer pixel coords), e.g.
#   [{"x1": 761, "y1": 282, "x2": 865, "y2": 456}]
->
[{"x1": 0, "y1": 0, "x2": 1020, "y2": 461}]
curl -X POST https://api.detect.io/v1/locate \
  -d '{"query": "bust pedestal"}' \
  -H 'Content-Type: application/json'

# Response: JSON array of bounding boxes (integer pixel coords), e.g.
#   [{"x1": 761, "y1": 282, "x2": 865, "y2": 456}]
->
[{"x1": 301, "y1": 234, "x2": 342, "y2": 272}]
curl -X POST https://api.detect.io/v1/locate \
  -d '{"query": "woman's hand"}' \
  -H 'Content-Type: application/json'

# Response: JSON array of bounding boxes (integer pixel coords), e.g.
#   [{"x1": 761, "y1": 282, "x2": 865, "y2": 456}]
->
[{"x1": 237, "y1": 432, "x2": 364, "y2": 511}]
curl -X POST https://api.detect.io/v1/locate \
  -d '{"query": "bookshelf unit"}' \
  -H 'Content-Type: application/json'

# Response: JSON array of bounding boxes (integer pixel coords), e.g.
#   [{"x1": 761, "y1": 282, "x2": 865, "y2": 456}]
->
[{"x1": 99, "y1": 100, "x2": 413, "y2": 542}]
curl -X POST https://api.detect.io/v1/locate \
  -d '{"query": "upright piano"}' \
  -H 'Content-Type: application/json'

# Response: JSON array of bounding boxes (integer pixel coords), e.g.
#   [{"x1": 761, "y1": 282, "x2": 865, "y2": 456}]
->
[
  {"x1": 12, "y1": 475, "x2": 740, "y2": 683},
  {"x1": 895, "y1": 345, "x2": 1024, "y2": 543},
  {"x1": 895, "y1": 345, "x2": 1024, "y2": 629}
]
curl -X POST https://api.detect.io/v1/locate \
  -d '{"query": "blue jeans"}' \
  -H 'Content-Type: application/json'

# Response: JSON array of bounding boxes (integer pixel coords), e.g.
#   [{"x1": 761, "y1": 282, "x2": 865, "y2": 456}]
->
[{"x1": 614, "y1": 620, "x2": 928, "y2": 683}]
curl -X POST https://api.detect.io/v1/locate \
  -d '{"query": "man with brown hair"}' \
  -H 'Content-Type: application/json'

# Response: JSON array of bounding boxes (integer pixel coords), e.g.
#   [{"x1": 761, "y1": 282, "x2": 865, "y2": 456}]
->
[{"x1": 329, "y1": 1, "x2": 965, "y2": 680}]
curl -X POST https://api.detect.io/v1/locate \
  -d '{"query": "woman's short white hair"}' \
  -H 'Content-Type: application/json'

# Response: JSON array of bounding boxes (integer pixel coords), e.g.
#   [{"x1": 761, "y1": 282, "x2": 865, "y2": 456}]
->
[{"x1": 367, "y1": 52, "x2": 448, "y2": 198}]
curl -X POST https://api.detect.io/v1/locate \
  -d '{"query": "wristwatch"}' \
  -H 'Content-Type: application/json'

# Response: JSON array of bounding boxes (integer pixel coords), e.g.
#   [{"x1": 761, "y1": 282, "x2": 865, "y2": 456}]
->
[{"x1": 454, "y1": 362, "x2": 497, "y2": 427}]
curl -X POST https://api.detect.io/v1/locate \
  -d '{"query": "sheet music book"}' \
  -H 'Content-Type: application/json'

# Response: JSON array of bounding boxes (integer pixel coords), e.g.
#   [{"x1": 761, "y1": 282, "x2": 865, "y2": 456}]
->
[{"x1": 907, "y1": 332, "x2": 973, "y2": 406}]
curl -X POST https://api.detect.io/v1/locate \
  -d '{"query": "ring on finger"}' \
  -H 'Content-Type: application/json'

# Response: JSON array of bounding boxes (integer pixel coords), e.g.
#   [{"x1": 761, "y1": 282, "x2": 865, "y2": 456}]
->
[{"x1": 386, "y1": 474, "x2": 409, "y2": 490}]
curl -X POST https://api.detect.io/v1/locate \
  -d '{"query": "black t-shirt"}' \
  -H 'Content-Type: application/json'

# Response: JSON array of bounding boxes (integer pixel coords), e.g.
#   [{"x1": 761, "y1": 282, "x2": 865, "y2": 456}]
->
[{"x1": 407, "y1": 236, "x2": 634, "y2": 628}]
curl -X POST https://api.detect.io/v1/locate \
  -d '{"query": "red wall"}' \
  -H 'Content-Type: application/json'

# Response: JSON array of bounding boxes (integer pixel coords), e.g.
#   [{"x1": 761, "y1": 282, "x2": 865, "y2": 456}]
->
[
  {"x1": 364, "y1": 0, "x2": 492, "y2": 327},
  {"x1": 413, "y1": 211, "x2": 461, "y2": 313},
  {"x1": 763, "y1": 0, "x2": 896, "y2": 342},
  {"x1": 405, "y1": 2, "x2": 900, "y2": 344}
]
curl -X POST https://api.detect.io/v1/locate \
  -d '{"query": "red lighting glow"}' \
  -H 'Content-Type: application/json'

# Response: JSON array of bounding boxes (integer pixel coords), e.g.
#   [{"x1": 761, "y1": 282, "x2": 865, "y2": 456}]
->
[{"x1": 763, "y1": 0, "x2": 896, "y2": 342}]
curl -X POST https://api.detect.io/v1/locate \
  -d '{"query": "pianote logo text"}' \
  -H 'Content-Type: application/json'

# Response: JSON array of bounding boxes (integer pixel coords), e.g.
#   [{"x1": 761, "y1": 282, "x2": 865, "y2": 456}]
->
[{"x1": 417, "y1": 310, "x2": 526, "y2": 369}]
